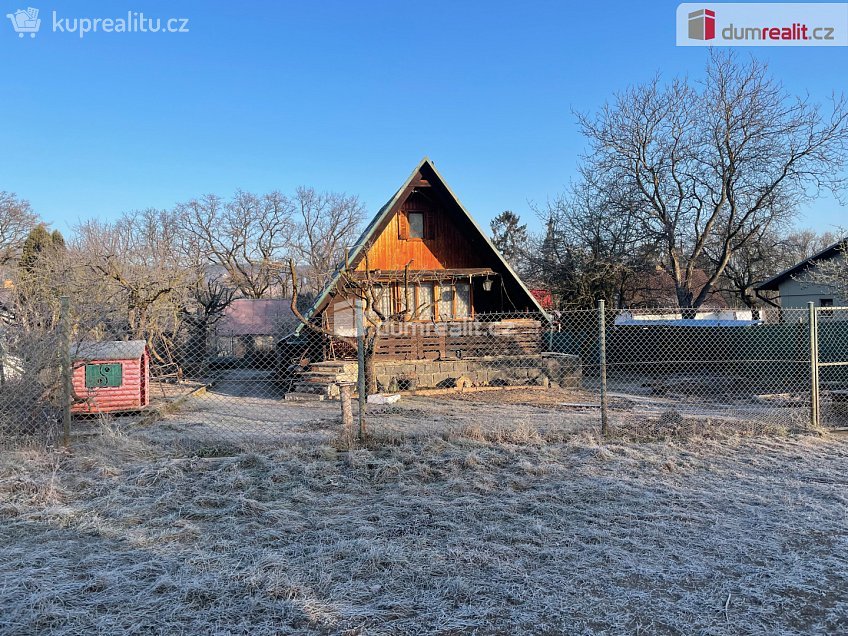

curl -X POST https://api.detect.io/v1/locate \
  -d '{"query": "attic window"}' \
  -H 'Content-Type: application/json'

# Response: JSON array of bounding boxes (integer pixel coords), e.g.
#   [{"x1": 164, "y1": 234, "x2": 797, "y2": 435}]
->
[{"x1": 408, "y1": 212, "x2": 425, "y2": 239}]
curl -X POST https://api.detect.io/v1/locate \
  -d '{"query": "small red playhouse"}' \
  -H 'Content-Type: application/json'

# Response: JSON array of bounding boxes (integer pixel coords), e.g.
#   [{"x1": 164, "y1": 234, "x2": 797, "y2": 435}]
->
[{"x1": 71, "y1": 340, "x2": 150, "y2": 414}]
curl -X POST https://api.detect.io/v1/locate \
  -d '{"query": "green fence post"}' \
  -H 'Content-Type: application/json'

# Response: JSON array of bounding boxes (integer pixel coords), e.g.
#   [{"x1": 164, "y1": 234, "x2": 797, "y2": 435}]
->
[
  {"x1": 598, "y1": 299, "x2": 609, "y2": 436},
  {"x1": 808, "y1": 301, "x2": 820, "y2": 429}
]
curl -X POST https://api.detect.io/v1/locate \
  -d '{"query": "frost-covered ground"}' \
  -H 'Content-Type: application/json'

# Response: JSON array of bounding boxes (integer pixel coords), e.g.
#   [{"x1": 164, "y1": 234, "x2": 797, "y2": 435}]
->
[{"x1": 1, "y1": 410, "x2": 847, "y2": 635}]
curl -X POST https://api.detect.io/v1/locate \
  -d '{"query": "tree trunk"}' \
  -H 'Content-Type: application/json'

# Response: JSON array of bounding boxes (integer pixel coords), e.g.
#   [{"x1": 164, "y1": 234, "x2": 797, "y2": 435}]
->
[
  {"x1": 364, "y1": 329, "x2": 379, "y2": 395},
  {"x1": 676, "y1": 285, "x2": 696, "y2": 318},
  {"x1": 740, "y1": 286, "x2": 757, "y2": 309}
]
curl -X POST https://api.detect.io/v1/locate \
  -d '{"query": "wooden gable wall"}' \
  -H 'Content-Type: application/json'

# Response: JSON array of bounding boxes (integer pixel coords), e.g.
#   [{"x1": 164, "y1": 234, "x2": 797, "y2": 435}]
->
[
  {"x1": 315, "y1": 159, "x2": 543, "y2": 318},
  {"x1": 356, "y1": 170, "x2": 488, "y2": 272}
]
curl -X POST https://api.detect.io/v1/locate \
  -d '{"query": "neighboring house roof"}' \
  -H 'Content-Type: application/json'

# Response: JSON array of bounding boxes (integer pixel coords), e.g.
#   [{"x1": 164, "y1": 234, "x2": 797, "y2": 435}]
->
[
  {"x1": 302, "y1": 157, "x2": 547, "y2": 323},
  {"x1": 755, "y1": 238, "x2": 846, "y2": 292},
  {"x1": 217, "y1": 298, "x2": 294, "y2": 336},
  {"x1": 530, "y1": 288, "x2": 554, "y2": 310},
  {"x1": 74, "y1": 340, "x2": 147, "y2": 360}
]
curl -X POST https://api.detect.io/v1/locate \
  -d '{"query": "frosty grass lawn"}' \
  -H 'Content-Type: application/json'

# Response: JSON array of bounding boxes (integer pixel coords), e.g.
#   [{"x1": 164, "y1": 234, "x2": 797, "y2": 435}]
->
[{"x1": 1, "y1": 399, "x2": 846, "y2": 635}]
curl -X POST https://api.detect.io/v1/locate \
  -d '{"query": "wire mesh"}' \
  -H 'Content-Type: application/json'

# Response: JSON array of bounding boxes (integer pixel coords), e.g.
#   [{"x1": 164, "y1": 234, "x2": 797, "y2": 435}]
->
[
  {"x1": 2, "y1": 299, "x2": 845, "y2": 450},
  {"x1": 0, "y1": 319, "x2": 64, "y2": 448},
  {"x1": 816, "y1": 305, "x2": 848, "y2": 429},
  {"x1": 589, "y1": 306, "x2": 814, "y2": 436}
]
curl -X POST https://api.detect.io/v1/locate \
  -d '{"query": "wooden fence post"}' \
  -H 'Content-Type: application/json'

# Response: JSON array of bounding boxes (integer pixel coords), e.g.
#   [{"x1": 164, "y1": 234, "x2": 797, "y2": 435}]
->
[
  {"x1": 355, "y1": 298, "x2": 367, "y2": 441},
  {"x1": 338, "y1": 382, "x2": 354, "y2": 449}
]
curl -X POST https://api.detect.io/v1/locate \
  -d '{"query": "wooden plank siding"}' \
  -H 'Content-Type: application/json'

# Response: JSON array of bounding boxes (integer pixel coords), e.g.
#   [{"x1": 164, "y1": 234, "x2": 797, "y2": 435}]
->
[
  {"x1": 356, "y1": 191, "x2": 485, "y2": 272},
  {"x1": 374, "y1": 320, "x2": 542, "y2": 361}
]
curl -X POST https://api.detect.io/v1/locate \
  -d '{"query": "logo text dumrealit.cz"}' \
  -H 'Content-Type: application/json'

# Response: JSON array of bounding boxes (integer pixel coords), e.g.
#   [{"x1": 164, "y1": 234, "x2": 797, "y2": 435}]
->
[
  {"x1": 721, "y1": 22, "x2": 834, "y2": 41},
  {"x1": 677, "y1": 3, "x2": 848, "y2": 47}
]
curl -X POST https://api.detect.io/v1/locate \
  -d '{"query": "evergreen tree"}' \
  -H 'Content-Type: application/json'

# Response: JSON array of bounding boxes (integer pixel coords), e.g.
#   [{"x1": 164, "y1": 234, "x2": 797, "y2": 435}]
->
[
  {"x1": 490, "y1": 211, "x2": 528, "y2": 272},
  {"x1": 50, "y1": 229, "x2": 66, "y2": 251},
  {"x1": 19, "y1": 225, "x2": 65, "y2": 273}
]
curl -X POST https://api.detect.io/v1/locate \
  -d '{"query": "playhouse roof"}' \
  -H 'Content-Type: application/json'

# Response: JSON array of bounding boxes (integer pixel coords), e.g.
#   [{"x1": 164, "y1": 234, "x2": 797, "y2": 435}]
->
[{"x1": 74, "y1": 340, "x2": 147, "y2": 360}]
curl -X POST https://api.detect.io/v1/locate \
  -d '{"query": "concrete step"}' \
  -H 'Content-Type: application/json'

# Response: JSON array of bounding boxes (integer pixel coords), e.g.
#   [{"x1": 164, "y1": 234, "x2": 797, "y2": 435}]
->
[
  {"x1": 289, "y1": 361, "x2": 357, "y2": 399},
  {"x1": 291, "y1": 381, "x2": 334, "y2": 395},
  {"x1": 309, "y1": 361, "x2": 356, "y2": 372},
  {"x1": 297, "y1": 370, "x2": 355, "y2": 382},
  {"x1": 299, "y1": 372, "x2": 344, "y2": 381},
  {"x1": 284, "y1": 391, "x2": 326, "y2": 402}
]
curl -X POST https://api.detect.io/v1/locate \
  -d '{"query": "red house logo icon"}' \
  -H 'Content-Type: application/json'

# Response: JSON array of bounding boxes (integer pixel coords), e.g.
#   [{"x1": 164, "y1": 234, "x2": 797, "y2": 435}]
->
[{"x1": 688, "y1": 9, "x2": 716, "y2": 40}]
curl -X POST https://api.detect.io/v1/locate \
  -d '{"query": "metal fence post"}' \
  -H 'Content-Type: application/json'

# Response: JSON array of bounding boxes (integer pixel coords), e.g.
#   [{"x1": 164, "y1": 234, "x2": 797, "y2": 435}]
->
[
  {"x1": 808, "y1": 301, "x2": 820, "y2": 429},
  {"x1": 598, "y1": 299, "x2": 609, "y2": 436},
  {"x1": 60, "y1": 296, "x2": 72, "y2": 446},
  {"x1": 355, "y1": 298, "x2": 367, "y2": 440}
]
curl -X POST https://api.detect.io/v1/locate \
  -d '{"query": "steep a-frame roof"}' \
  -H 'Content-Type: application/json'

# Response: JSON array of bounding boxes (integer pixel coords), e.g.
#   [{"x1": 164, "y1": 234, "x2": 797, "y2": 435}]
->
[{"x1": 301, "y1": 157, "x2": 546, "y2": 322}]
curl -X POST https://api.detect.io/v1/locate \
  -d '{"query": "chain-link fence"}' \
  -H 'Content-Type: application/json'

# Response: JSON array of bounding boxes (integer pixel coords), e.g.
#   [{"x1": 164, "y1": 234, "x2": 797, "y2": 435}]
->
[
  {"x1": 569, "y1": 304, "x2": 821, "y2": 436},
  {"x1": 1, "y1": 299, "x2": 846, "y2": 450},
  {"x1": 0, "y1": 303, "x2": 65, "y2": 448}
]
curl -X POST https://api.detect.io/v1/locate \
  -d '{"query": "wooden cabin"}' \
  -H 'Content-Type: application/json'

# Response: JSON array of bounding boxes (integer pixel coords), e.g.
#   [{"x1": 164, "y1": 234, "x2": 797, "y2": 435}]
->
[
  {"x1": 71, "y1": 340, "x2": 150, "y2": 414},
  {"x1": 288, "y1": 159, "x2": 560, "y2": 395}
]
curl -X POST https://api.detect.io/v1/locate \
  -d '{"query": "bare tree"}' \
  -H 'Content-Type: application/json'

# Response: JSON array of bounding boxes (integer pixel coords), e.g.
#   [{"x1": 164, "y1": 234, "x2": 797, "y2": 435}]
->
[
  {"x1": 290, "y1": 187, "x2": 365, "y2": 295},
  {"x1": 800, "y1": 232, "x2": 848, "y2": 300},
  {"x1": 781, "y1": 229, "x2": 840, "y2": 263},
  {"x1": 577, "y1": 51, "x2": 848, "y2": 313},
  {"x1": 171, "y1": 216, "x2": 238, "y2": 351},
  {"x1": 1, "y1": 222, "x2": 75, "y2": 436},
  {"x1": 178, "y1": 191, "x2": 295, "y2": 299},
  {"x1": 72, "y1": 209, "x2": 192, "y2": 366},
  {"x1": 0, "y1": 191, "x2": 39, "y2": 266},
  {"x1": 533, "y1": 179, "x2": 652, "y2": 309},
  {"x1": 289, "y1": 251, "x2": 440, "y2": 395}
]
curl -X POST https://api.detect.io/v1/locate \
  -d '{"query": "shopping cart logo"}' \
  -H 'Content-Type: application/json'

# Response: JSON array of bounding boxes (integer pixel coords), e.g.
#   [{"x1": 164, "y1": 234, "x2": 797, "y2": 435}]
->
[{"x1": 6, "y1": 6, "x2": 41, "y2": 38}]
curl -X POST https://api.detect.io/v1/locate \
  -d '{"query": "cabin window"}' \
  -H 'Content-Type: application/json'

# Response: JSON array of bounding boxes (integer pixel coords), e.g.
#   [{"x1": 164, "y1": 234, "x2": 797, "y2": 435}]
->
[
  {"x1": 821, "y1": 298, "x2": 834, "y2": 317},
  {"x1": 369, "y1": 282, "x2": 445, "y2": 321},
  {"x1": 437, "y1": 282, "x2": 472, "y2": 320},
  {"x1": 373, "y1": 285, "x2": 392, "y2": 319},
  {"x1": 455, "y1": 282, "x2": 471, "y2": 318},
  {"x1": 438, "y1": 285, "x2": 454, "y2": 320},
  {"x1": 408, "y1": 212, "x2": 425, "y2": 239},
  {"x1": 418, "y1": 283, "x2": 435, "y2": 319}
]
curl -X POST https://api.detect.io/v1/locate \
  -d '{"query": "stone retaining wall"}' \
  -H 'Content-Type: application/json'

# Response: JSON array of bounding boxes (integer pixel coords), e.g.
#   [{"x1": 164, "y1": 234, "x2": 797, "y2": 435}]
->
[{"x1": 374, "y1": 353, "x2": 581, "y2": 391}]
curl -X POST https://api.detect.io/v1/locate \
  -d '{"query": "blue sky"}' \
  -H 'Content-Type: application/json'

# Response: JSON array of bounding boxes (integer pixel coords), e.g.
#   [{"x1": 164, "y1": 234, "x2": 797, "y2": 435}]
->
[{"x1": 1, "y1": 0, "x2": 846, "y2": 236}]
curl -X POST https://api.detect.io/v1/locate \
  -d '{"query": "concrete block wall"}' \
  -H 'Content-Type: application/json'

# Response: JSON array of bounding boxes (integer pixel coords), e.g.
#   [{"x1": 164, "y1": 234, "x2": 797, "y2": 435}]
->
[{"x1": 373, "y1": 354, "x2": 582, "y2": 391}]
